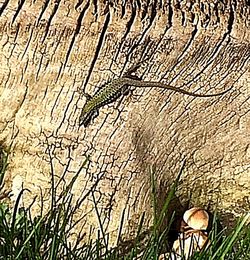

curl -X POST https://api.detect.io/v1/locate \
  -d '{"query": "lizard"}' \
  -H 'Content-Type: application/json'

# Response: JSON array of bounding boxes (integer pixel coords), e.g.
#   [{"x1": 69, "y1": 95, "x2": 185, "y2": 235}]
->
[{"x1": 79, "y1": 63, "x2": 231, "y2": 127}]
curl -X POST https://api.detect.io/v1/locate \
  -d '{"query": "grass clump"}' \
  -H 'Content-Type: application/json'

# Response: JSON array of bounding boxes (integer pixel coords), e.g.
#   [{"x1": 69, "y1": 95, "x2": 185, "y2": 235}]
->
[{"x1": 0, "y1": 148, "x2": 249, "y2": 259}]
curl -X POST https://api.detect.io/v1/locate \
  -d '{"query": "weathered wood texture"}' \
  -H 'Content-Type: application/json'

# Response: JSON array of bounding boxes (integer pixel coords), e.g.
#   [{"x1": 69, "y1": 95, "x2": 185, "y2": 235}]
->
[{"x1": 0, "y1": 0, "x2": 250, "y2": 243}]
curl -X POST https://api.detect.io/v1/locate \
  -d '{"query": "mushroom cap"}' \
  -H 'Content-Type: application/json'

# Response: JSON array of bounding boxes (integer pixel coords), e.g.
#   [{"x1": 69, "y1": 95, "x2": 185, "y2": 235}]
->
[{"x1": 183, "y1": 207, "x2": 209, "y2": 230}]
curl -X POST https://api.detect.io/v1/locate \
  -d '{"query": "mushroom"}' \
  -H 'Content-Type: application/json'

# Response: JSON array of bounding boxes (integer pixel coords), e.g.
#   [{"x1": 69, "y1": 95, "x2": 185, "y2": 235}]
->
[
  {"x1": 183, "y1": 207, "x2": 209, "y2": 230},
  {"x1": 172, "y1": 230, "x2": 209, "y2": 258}
]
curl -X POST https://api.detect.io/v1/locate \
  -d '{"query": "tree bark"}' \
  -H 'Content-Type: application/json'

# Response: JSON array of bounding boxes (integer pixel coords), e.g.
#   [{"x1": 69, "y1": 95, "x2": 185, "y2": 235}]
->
[{"x1": 0, "y1": 0, "x2": 249, "y2": 244}]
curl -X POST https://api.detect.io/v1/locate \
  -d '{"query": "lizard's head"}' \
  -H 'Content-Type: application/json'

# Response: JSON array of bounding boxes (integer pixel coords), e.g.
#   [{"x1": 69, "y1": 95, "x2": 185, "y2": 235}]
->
[{"x1": 79, "y1": 107, "x2": 99, "y2": 127}]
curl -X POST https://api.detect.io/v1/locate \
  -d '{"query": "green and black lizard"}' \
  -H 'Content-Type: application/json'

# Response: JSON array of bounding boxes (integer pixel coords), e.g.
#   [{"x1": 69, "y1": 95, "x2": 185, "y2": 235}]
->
[{"x1": 79, "y1": 67, "x2": 231, "y2": 127}]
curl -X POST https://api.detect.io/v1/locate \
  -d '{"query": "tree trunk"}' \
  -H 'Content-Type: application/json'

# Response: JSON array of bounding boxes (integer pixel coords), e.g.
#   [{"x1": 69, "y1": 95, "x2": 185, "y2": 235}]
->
[{"x1": 0, "y1": 0, "x2": 249, "y2": 244}]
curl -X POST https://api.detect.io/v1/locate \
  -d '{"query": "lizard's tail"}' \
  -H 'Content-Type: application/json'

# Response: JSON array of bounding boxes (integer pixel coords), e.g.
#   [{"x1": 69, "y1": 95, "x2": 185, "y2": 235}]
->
[{"x1": 127, "y1": 79, "x2": 232, "y2": 97}]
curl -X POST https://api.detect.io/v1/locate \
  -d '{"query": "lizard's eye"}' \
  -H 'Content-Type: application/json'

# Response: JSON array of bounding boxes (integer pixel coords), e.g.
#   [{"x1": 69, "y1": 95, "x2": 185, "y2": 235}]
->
[
  {"x1": 92, "y1": 109, "x2": 99, "y2": 119},
  {"x1": 79, "y1": 114, "x2": 91, "y2": 127},
  {"x1": 79, "y1": 109, "x2": 99, "y2": 127}
]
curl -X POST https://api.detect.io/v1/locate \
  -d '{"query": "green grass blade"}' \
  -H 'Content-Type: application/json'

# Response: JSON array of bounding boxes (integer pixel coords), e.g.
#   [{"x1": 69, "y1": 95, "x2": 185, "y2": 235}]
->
[
  {"x1": 218, "y1": 213, "x2": 250, "y2": 259},
  {"x1": 15, "y1": 217, "x2": 43, "y2": 259}
]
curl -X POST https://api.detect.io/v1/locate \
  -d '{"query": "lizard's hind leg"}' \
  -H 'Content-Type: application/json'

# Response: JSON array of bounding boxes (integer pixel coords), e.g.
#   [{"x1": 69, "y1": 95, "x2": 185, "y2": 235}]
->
[
  {"x1": 124, "y1": 58, "x2": 150, "y2": 79},
  {"x1": 121, "y1": 86, "x2": 143, "y2": 105},
  {"x1": 113, "y1": 86, "x2": 131, "y2": 110}
]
